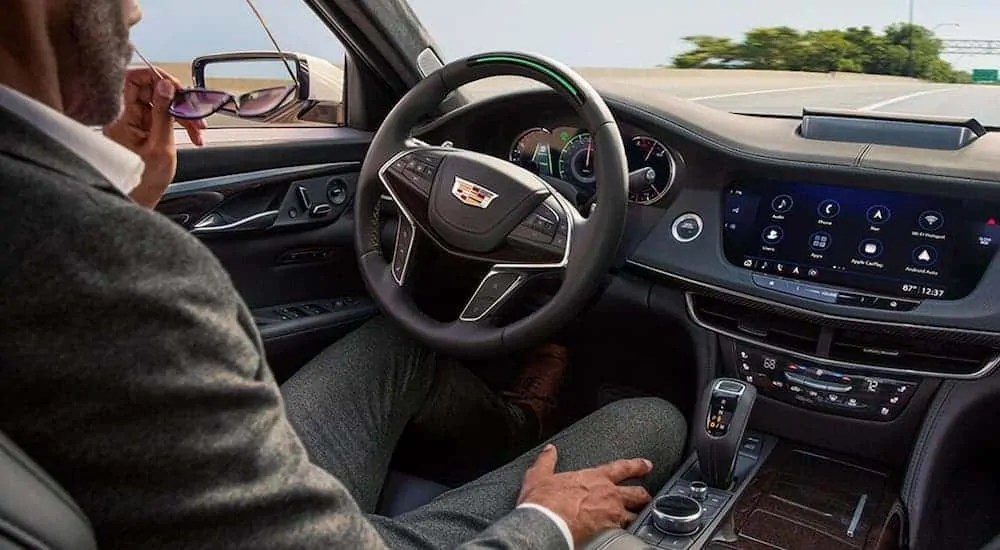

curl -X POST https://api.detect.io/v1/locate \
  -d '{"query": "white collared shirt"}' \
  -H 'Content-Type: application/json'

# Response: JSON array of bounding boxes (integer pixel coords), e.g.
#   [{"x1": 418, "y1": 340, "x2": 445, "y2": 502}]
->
[{"x1": 0, "y1": 84, "x2": 145, "y2": 195}]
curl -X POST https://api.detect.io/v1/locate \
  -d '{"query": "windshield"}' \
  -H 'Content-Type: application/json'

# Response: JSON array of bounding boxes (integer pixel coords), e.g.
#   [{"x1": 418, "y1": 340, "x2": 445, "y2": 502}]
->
[{"x1": 409, "y1": 0, "x2": 999, "y2": 126}]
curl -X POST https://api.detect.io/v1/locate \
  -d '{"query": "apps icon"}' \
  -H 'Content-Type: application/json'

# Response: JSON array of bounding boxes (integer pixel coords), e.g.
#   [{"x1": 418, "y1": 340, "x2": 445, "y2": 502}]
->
[
  {"x1": 912, "y1": 245, "x2": 938, "y2": 266},
  {"x1": 761, "y1": 225, "x2": 783, "y2": 244},
  {"x1": 866, "y1": 205, "x2": 891, "y2": 225},
  {"x1": 817, "y1": 199, "x2": 840, "y2": 219},
  {"x1": 809, "y1": 231, "x2": 832, "y2": 252},
  {"x1": 771, "y1": 194, "x2": 794, "y2": 213},
  {"x1": 858, "y1": 238, "x2": 883, "y2": 258},
  {"x1": 918, "y1": 210, "x2": 944, "y2": 231}
]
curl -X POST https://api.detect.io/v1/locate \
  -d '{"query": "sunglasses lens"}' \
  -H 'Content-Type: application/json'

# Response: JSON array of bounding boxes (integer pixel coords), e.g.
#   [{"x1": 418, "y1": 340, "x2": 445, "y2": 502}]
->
[
  {"x1": 238, "y1": 85, "x2": 294, "y2": 117},
  {"x1": 169, "y1": 90, "x2": 230, "y2": 119}
]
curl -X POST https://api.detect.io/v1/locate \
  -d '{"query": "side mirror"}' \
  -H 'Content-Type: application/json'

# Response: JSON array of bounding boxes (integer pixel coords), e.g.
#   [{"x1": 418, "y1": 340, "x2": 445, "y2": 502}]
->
[{"x1": 191, "y1": 51, "x2": 343, "y2": 124}]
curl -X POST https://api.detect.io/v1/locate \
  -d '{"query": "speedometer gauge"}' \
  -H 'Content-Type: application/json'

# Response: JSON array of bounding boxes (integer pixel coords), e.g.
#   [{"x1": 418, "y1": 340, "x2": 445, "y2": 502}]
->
[
  {"x1": 509, "y1": 127, "x2": 554, "y2": 176},
  {"x1": 558, "y1": 132, "x2": 597, "y2": 188},
  {"x1": 627, "y1": 136, "x2": 677, "y2": 204}
]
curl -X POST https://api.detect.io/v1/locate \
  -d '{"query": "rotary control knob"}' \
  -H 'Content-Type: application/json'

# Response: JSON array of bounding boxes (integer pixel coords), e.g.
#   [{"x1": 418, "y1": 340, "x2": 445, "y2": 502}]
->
[
  {"x1": 689, "y1": 481, "x2": 708, "y2": 501},
  {"x1": 651, "y1": 494, "x2": 703, "y2": 536}
]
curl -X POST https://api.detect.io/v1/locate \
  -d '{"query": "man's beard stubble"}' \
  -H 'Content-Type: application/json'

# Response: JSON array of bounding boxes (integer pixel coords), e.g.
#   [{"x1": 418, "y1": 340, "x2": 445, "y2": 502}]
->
[{"x1": 62, "y1": 0, "x2": 132, "y2": 126}]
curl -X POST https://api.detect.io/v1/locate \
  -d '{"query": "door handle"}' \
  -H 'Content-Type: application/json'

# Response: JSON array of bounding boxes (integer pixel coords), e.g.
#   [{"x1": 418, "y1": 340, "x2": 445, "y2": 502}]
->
[{"x1": 190, "y1": 210, "x2": 279, "y2": 235}]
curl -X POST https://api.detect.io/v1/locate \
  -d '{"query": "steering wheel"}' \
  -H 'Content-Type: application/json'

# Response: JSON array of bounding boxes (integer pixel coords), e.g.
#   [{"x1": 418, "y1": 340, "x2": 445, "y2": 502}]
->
[{"x1": 355, "y1": 52, "x2": 628, "y2": 358}]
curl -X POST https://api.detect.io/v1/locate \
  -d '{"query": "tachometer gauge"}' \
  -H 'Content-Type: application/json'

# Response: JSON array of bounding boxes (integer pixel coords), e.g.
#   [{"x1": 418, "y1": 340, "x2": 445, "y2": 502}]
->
[
  {"x1": 509, "y1": 127, "x2": 555, "y2": 176},
  {"x1": 627, "y1": 136, "x2": 677, "y2": 204},
  {"x1": 558, "y1": 132, "x2": 597, "y2": 188}
]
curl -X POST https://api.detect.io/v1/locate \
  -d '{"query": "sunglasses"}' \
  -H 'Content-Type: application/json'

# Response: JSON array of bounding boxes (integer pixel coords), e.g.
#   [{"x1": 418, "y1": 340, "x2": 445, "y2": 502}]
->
[
  {"x1": 167, "y1": 84, "x2": 297, "y2": 120},
  {"x1": 133, "y1": 48, "x2": 297, "y2": 120}
]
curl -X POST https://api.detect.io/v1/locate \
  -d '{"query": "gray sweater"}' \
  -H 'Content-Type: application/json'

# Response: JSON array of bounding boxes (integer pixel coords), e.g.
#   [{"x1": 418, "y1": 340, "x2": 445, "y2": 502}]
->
[{"x1": 0, "y1": 107, "x2": 564, "y2": 549}]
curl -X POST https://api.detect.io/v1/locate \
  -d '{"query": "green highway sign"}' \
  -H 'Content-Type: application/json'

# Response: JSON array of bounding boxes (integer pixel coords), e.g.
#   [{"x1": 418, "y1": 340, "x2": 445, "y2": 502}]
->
[{"x1": 972, "y1": 69, "x2": 998, "y2": 83}]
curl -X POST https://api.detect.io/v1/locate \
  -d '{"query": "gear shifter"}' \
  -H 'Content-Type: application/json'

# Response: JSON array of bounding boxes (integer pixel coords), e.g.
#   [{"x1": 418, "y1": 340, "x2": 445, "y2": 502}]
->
[{"x1": 694, "y1": 378, "x2": 757, "y2": 489}]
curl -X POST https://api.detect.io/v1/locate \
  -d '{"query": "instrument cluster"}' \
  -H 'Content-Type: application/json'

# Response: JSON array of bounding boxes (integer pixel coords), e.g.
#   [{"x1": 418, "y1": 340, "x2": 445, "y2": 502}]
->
[{"x1": 508, "y1": 126, "x2": 679, "y2": 205}]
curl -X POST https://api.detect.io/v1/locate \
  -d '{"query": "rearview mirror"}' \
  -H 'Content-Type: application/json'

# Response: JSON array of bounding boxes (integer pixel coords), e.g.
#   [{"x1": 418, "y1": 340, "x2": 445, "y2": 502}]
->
[{"x1": 191, "y1": 51, "x2": 344, "y2": 124}]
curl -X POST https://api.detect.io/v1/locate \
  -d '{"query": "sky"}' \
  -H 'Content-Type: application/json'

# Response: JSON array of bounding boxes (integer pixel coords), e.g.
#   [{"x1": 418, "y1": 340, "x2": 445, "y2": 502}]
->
[{"x1": 131, "y1": 0, "x2": 1000, "y2": 71}]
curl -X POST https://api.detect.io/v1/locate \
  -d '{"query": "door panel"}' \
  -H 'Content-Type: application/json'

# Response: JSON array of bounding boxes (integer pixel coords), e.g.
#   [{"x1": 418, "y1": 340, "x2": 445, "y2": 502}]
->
[{"x1": 161, "y1": 133, "x2": 377, "y2": 381}]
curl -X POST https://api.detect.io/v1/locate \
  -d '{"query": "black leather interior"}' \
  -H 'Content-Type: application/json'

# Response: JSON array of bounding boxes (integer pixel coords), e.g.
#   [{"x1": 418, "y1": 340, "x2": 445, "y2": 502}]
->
[
  {"x1": 0, "y1": 431, "x2": 443, "y2": 549},
  {"x1": 0, "y1": 431, "x2": 95, "y2": 550},
  {"x1": 903, "y1": 372, "x2": 1000, "y2": 550}
]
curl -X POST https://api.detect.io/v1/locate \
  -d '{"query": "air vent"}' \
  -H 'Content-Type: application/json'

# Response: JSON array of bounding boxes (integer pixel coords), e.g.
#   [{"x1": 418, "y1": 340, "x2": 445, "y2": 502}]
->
[
  {"x1": 830, "y1": 329, "x2": 997, "y2": 375},
  {"x1": 691, "y1": 295, "x2": 821, "y2": 354}
]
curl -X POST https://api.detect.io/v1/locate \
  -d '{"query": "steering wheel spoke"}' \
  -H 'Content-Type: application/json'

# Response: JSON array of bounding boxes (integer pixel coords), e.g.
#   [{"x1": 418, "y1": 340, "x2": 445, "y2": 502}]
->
[
  {"x1": 390, "y1": 214, "x2": 419, "y2": 285},
  {"x1": 503, "y1": 195, "x2": 576, "y2": 265},
  {"x1": 381, "y1": 147, "x2": 444, "y2": 207},
  {"x1": 458, "y1": 265, "x2": 562, "y2": 322}
]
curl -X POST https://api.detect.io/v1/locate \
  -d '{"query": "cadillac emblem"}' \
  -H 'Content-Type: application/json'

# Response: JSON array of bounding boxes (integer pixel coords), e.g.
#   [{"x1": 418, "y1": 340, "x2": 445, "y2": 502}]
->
[{"x1": 451, "y1": 176, "x2": 499, "y2": 209}]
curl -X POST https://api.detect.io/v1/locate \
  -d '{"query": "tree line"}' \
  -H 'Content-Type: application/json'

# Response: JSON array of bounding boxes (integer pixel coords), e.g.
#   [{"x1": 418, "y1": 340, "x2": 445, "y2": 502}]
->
[{"x1": 671, "y1": 23, "x2": 971, "y2": 83}]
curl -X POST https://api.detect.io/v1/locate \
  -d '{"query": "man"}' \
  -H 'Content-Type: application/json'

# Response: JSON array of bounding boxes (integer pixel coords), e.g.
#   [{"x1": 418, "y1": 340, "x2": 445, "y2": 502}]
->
[{"x1": 0, "y1": 0, "x2": 688, "y2": 548}]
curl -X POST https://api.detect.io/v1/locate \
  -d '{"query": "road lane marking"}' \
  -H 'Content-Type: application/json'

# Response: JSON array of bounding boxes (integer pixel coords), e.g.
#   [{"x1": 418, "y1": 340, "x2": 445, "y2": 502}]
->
[
  {"x1": 858, "y1": 88, "x2": 959, "y2": 111},
  {"x1": 688, "y1": 84, "x2": 856, "y2": 101}
]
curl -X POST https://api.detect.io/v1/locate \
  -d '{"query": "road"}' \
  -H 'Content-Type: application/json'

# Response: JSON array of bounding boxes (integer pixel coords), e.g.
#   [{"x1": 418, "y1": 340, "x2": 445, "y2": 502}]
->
[
  {"x1": 459, "y1": 69, "x2": 1000, "y2": 126},
  {"x1": 181, "y1": 68, "x2": 1000, "y2": 129}
]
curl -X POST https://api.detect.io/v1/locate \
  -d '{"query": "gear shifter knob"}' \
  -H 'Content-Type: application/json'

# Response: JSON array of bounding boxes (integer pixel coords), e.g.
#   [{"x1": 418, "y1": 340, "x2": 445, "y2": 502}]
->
[{"x1": 694, "y1": 378, "x2": 757, "y2": 489}]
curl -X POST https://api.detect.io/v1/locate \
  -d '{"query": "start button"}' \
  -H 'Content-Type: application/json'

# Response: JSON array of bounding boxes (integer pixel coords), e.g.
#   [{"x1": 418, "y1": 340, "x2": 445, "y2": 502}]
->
[{"x1": 671, "y1": 213, "x2": 703, "y2": 243}]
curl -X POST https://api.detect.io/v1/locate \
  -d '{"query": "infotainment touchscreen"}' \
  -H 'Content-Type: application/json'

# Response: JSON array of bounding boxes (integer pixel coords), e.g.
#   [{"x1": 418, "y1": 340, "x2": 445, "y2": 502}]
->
[{"x1": 723, "y1": 179, "x2": 1000, "y2": 300}]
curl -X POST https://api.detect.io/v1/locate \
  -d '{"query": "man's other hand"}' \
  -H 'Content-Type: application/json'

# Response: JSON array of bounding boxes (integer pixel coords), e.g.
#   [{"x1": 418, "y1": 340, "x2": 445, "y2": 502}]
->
[
  {"x1": 103, "y1": 67, "x2": 206, "y2": 208},
  {"x1": 518, "y1": 444, "x2": 653, "y2": 545}
]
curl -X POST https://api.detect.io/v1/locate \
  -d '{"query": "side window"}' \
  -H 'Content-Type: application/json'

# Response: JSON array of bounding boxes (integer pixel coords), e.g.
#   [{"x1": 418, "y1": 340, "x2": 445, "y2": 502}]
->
[{"x1": 130, "y1": 0, "x2": 346, "y2": 127}]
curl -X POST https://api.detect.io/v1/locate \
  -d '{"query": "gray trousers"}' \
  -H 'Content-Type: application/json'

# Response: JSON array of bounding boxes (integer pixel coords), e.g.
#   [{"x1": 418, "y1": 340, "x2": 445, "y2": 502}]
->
[{"x1": 280, "y1": 317, "x2": 688, "y2": 548}]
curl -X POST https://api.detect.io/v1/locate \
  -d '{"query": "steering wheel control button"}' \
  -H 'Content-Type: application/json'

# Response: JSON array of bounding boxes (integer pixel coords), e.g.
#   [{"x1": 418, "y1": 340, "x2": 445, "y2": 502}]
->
[
  {"x1": 552, "y1": 220, "x2": 569, "y2": 249},
  {"x1": 817, "y1": 199, "x2": 841, "y2": 219},
  {"x1": 461, "y1": 272, "x2": 522, "y2": 321},
  {"x1": 918, "y1": 210, "x2": 945, "y2": 231},
  {"x1": 389, "y1": 152, "x2": 440, "y2": 197},
  {"x1": 760, "y1": 225, "x2": 783, "y2": 245},
  {"x1": 528, "y1": 204, "x2": 560, "y2": 236},
  {"x1": 671, "y1": 213, "x2": 704, "y2": 243},
  {"x1": 867, "y1": 205, "x2": 891, "y2": 225},
  {"x1": 391, "y1": 218, "x2": 416, "y2": 285},
  {"x1": 912, "y1": 245, "x2": 938, "y2": 266},
  {"x1": 771, "y1": 194, "x2": 793, "y2": 214},
  {"x1": 651, "y1": 494, "x2": 703, "y2": 536},
  {"x1": 509, "y1": 223, "x2": 553, "y2": 246}
]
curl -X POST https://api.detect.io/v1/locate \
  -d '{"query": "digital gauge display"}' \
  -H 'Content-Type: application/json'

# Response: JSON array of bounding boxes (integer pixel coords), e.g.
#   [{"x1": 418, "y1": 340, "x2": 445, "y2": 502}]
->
[
  {"x1": 509, "y1": 127, "x2": 555, "y2": 177},
  {"x1": 558, "y1": 132, "x2": 596, "y2": 188}
]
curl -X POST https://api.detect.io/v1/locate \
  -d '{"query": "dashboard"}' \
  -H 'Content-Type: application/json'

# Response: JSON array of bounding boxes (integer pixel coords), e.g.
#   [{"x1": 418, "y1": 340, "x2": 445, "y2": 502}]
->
[{"x1": 416, "y1": 85, "x2": 1000, "y2": 385}]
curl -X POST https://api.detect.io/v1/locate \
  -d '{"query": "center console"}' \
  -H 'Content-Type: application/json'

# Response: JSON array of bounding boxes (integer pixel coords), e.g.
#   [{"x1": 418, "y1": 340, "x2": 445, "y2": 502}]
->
[{"x1": 587, "y1": 378, "x2": 904, "y2": 550}]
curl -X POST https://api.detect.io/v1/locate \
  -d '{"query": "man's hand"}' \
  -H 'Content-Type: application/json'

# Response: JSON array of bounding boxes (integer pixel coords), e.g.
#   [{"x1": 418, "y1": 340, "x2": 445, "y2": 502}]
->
[
  {"x1": 518, "y1": 444, "x2": 653, "y2": 545},
  {"x1": 103, "y1": 67, "x2": 206, "y2": 208}
]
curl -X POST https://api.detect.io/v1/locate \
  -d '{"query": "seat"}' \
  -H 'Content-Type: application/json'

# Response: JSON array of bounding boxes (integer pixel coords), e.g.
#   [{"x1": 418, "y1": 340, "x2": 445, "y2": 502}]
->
[
  {"x1": 376, "y1": 470, "x2": 451, "y2": 517},
  {"x1": 0, "y1": 431, "x2": 96, "y2": 550},
  {"x1": 0, "y1": 426, "x2": 447, "y2": 548}
]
